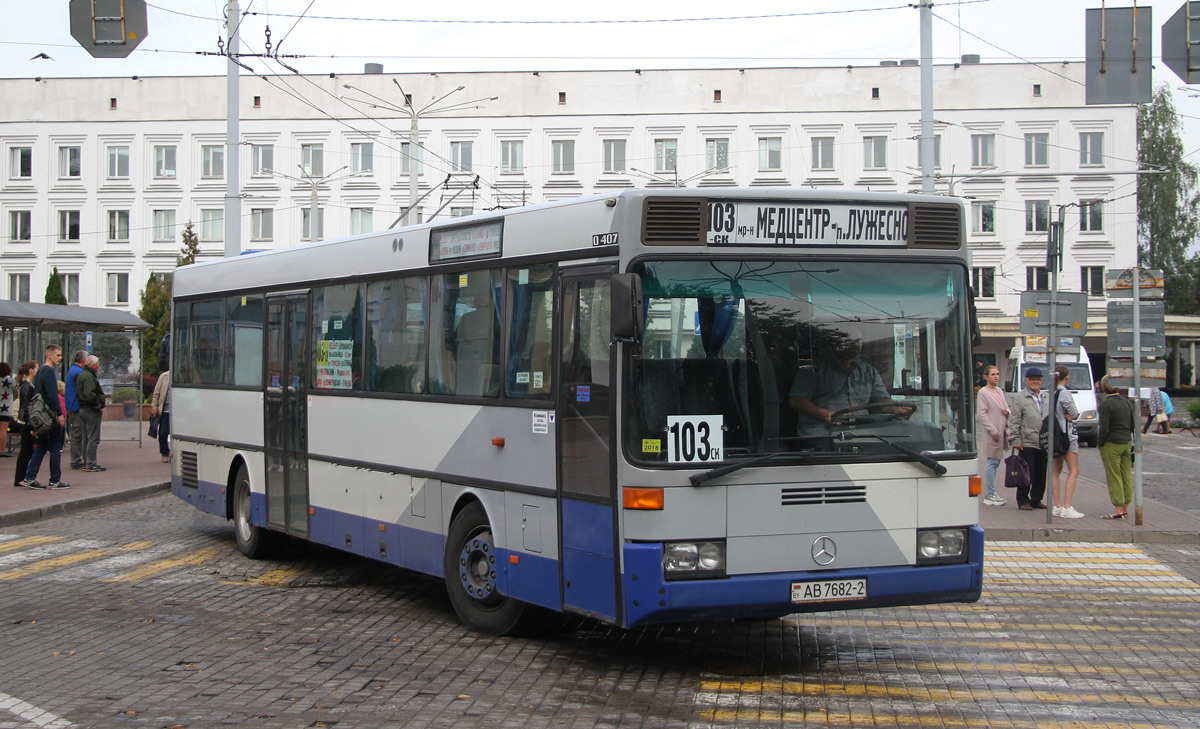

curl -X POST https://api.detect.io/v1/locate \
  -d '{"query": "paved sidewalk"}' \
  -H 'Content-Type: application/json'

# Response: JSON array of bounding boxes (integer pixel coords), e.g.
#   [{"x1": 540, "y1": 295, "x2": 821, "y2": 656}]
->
[{"x1": 0, "y1": 436, "x2": 170, "y2": 527}]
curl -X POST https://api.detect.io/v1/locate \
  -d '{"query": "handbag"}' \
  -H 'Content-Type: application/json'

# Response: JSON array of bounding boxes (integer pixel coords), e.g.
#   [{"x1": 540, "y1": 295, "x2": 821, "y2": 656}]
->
[
  {"x1": 1039, "y1": 390, "x2": 1071, "y2": 458},
  {"x1": 1154, "y1": 412, "x2": 1168, "y2": 424},
  {"x1": 148, "y1": 414, "x2": 161, "y2": 438},
  {"x1": 1003, "y1": 448, "x2": 1031, "y2": 489}
]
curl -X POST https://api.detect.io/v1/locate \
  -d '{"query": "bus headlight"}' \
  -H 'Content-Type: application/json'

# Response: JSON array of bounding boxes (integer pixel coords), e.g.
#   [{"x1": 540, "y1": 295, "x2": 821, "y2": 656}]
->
[
  {"x1": 663, "y1": 540, "x2": 726, "y2": 578},
  {"x1": 916, "y1": 528, "x2": 968, "y2": 565}
]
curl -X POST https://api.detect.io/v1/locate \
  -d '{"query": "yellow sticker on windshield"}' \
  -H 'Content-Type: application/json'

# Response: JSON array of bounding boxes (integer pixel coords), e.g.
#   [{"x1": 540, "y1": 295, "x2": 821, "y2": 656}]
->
[{"x1": 642, "y1": 440, "x2": 661, "y2": 454}]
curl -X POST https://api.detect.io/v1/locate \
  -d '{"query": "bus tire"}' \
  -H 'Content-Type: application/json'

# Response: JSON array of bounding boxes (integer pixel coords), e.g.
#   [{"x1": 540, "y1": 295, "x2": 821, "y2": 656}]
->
[
  {"x1": 444, "y1": 501, "x2": 527, "y2": 635},
  {"x1": 233, "y1": 465, "x2": 279, "y2": 559}
]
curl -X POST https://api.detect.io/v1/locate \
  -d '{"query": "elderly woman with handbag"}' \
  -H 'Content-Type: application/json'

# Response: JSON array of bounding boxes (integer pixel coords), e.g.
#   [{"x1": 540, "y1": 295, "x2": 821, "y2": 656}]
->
[
  {"x1": 974, "y1": 365, "x2": 1009, "y2": 506},
  {"x1": 1097, "y1": 376, "x2": 1136, "y2": 519}
]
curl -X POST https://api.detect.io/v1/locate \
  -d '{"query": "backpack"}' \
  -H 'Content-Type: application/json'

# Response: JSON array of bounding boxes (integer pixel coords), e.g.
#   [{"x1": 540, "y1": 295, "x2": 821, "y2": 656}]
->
[
  {"x1": 25, "y1": 372, "x2": 57, "y2": 437},
  {"x1": 1038, "y1": 389, "x2": 1070, "y2": 458}
]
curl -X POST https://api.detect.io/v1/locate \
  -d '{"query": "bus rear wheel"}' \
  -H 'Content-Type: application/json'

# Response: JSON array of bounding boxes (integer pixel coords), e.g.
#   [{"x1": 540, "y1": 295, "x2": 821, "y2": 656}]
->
[
  {"x1": 233, "y1": 465, "x2": 279, "y2": 559},
  {"x1": 444, "y1": 501, "x2": 527, "y2": 635}
]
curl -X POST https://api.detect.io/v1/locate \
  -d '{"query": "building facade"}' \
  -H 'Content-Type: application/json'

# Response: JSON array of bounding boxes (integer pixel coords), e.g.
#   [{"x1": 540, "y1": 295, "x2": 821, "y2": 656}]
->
[{"x1": 5, "y1": 61, "x2": 1179, "y2": 381}]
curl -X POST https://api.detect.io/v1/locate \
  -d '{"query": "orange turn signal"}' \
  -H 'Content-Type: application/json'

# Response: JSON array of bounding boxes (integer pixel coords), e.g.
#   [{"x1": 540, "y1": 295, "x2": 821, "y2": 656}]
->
[
  {"x1": 492, "y1": 437, "x2": 505, "y2": 447},
  {"x1": 968, "y1": 475, "x2": 982, "y2": 497},
  {"x1": 623, "y1": 487, "x2": 664, "y2": 510}
]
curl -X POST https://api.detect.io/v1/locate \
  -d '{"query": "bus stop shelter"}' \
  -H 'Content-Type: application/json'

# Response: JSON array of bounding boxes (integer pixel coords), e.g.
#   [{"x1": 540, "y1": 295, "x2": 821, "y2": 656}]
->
[{"x1": 0, "y1": 300, "x2": 151, "y2": 445}]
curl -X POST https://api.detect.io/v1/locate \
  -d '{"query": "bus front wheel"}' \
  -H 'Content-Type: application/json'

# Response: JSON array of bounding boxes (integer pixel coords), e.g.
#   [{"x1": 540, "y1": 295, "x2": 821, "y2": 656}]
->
[
  {"x1": 444, "y1": 501, "x2": 527, "y2": 635},
  {"x1": 233, "y1": 465, "x2": 279, "y2": 559}
]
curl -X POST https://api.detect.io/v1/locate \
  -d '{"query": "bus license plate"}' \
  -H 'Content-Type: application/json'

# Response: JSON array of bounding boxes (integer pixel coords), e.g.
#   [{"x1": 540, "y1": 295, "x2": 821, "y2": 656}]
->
[{"x1": 791, "y1": 578, "x2": 867, "y2": 603}]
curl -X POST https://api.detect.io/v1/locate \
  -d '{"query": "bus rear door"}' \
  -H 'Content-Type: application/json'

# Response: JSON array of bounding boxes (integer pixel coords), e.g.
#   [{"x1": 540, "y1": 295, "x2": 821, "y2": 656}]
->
[{"x1": 264, "y1": 294, "x2": 311, "y2": 538}]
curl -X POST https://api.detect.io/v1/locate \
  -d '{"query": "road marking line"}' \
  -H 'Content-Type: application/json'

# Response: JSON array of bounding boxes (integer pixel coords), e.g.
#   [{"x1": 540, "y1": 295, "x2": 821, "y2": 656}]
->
[
  {"x1": 0, "y1": 540, "x2": 103, "y2": 568},
  {"x1": 0, "y1": 548, "x2": 119, "y2": 580},
  {"x1": 0, "y1": 691, "x2": 73, "y2": 728},
  {"x1": 240, "y1": 564, "x2": 309, "y2": 587},
  {"x1": 104, "y1": 547, "x2": 223, "y2": 582},
  {"x1": 0, "y1": 536, "x2": 65, "y2": 555}
]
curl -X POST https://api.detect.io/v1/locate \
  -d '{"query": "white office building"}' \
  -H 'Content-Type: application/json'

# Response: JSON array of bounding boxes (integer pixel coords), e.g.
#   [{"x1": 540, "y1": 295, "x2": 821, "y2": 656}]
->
[{"x1": 5, "y1": 61, "x2": 1196, "y2": 381}]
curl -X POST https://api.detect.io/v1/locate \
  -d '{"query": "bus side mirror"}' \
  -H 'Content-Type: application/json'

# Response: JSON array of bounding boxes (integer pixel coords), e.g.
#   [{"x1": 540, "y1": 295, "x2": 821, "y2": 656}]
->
[{"x1": 611, "y1": 273, "x2": 642, "y2": 342}]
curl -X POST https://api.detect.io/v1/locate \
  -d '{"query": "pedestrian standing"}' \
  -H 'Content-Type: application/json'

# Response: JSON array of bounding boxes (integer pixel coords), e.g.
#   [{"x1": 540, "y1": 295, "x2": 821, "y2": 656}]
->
[
  {"x1": 12, "y1": 361, "x2": 38, "y2": 486},
  {"x1": 1160, "y1": 390, "x2": 1174, "y2": 434},
  {"x1": 76, "y1": 355, "x2": 107, "y2": 472},
  {"x1": 1097, "y1": 375, "x2": 1135, "y2": 519},
  {"x1": 0, "y1": 362, "x2": 16, "y2": 455},
  {"x1": 151, "y1": 370, "x2": 171, "y2": 463},
  {"x1": 21, "y1": 345, "x2": 68, "y2": 490},
  {"x1": 1143, "y1": 388, "x2": 1166, "y2": 434},
  {"x1": 1051, "y1": 365, "x2": 1083, "y2": 518},
  {"x1": 64, "y1": 350, "x2": 87, "y2": 470},
  {"x1": 1007, "y1": 367, "x2": 1049, "y2": 511},
  {"x1": 975, "y1": 365, "x2": 1008, "y2": 505}
]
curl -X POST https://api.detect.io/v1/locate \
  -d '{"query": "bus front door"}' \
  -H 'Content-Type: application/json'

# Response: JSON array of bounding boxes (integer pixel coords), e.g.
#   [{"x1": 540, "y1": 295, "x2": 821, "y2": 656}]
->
[
  {"x1": 264, "y1": 295, "x2": 310, "y2": 538},
  {"x1": 558, "y1": 270, "x2": 618, "y2": 623}
]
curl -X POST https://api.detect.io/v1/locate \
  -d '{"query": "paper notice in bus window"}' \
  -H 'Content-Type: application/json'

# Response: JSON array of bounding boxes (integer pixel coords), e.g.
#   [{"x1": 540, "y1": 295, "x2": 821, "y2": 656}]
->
[
  {"x1": 315, "y1": 340, "x2": 354, "y2": 389},
  {"x1": 516, "y1": 372, "x2": 530, "y2": 384},
  {"x1": 642, "y1": 439, "x2": 661, "y2": 454},
  {"x1": 576, "y1": 385, "x2": 591, "y2": 402},
  {"x1": 534, "y1": 372, "x2": 544, "y2": 389},
  {"x1": 665, "y1": 415, "x2": 724, "y2": 463},
  {"x1": 532, "y1": 411, "x2": 549, "y2": 434}
]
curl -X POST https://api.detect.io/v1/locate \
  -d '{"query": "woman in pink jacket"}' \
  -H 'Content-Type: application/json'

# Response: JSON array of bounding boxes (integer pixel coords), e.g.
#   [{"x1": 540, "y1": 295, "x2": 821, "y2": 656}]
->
[{"x1": 975, "y1": 365, "x2": 1009, "y2": 506}]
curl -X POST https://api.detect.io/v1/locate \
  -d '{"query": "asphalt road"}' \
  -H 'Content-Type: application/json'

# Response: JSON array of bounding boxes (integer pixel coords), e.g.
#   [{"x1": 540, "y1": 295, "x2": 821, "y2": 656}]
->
[
  {"x1": 2, "y1": 494, "x2": 1200, "y2": 728},
  {"x1": 1076, "y1": 429, "x2": 1200, "y2": 516}
]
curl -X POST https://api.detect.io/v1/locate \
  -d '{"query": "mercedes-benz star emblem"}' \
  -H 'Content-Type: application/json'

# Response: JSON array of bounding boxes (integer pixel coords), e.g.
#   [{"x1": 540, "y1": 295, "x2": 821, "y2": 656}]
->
[{"x1": 811, "y1": 536, "x2": 837, "y2": 566}]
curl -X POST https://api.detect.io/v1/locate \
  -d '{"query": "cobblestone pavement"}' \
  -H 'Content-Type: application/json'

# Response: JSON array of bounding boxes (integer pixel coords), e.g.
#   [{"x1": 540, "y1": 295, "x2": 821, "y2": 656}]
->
[{"x1": 2, "y1": 495, "x2": 1200, "y2": 729}]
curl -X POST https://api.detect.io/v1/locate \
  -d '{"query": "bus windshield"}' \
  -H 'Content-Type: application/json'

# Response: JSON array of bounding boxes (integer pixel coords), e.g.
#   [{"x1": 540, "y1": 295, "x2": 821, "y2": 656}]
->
[{"x1": 625, "y1": 259, "x2": 974, "y2": 466}]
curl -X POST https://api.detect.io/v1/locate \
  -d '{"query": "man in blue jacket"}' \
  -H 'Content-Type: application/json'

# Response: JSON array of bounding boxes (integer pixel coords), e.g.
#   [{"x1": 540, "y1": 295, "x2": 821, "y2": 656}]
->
[
  {"x1": 64, "y1": 349, "x2": 87, "y2": 470},
  {"x1": 21, "y1": 344, "x2": 68, "y2": 490}
]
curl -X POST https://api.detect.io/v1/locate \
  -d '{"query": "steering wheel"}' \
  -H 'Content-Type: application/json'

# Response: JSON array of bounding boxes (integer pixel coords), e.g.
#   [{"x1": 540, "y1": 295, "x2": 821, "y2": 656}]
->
[{"x1": 828, "y1": 401, "x2": 916, "y2": 426}]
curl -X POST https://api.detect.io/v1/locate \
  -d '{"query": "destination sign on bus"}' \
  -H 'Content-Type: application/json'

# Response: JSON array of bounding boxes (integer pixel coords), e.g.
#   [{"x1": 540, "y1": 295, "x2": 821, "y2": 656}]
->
[
  {"x1": 707, "y1": 200, "x2": 909, "y2": 247},
  {"x1": 430, "y1": 220, "x2": 503, "y2": 262}
]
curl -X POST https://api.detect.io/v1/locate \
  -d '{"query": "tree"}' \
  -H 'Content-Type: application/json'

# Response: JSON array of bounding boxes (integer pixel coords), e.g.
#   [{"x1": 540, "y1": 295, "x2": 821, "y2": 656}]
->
[
  {"x1": 178, "y1": 220, "x2": 200, "y2": 267},
  {"x1": 1138, "y1": 85, "x2": 1200, "y2": 315},
  {"x1": 45, "y1": 266, "x2": 67, "y2": 305},
  {"x1": 138, "y1": 272, "x2": 172, "y2": 379}
]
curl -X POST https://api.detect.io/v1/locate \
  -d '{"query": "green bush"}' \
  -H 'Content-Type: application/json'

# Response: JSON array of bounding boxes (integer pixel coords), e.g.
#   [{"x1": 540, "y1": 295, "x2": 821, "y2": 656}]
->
[
  {"x1": 1188, "y1": 399, "x2": 1200, "y2": 419},
  {"x1": 111, "y1": 386, "x2": 139, "y2": 403}
]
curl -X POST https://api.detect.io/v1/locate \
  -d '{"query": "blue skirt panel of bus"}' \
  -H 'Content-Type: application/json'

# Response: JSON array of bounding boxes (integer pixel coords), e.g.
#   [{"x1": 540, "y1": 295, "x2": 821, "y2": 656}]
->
[
  {"x1": 173, "y1": 476, "x2": 227, "y2": 518},
  {"x1": 560, "y1": 499, "x2": 618, "y2": 621},
  {"x1": 620, "y1": 525, "x2": 985, "y2": 627}
]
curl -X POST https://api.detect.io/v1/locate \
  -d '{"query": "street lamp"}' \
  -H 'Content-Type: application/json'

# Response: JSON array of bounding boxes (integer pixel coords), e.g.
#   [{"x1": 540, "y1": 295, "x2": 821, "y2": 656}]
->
[
  {"x1": 269, "y1": 165, "x2": 364, "y2": 242},
  {"x1": 342, "y1": 81, "x2": 497, "y2": 226}
]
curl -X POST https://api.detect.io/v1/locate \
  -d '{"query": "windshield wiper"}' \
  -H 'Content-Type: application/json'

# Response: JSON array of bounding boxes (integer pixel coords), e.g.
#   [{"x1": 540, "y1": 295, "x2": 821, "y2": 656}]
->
[
  {"x1": 831, "y1": 432, "x2": 947, "y2": 476},
  {"x1": 689, "y1": 450, "x2": 816, "y2": 486}
]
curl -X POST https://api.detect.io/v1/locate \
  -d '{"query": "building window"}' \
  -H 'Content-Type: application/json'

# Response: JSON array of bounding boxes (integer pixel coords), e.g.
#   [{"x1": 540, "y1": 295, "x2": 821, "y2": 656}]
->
[
  {"x1": 971, "y1": 134, "x2": 995, "y2": 168},
  {"x1": 1025, "y1": 200, "x2": 1050, "y2": 233},
  {"x1": 1026, "y1": 266, "x2": 1049, "y2": 291},
  {"x1": 252, "y1": 144, "x2": 274, "y2": 175},
  {"x1": 401, "y1": 142, "x2": 423, "y2": 175},
  {"x1": 107, "y1": 210, "x2": 130, "y2": 242},
  {"x1": 1079, "y1": 199, "x2": 1103, "y2": 232},
  {"x1": 301, "y1": 143, "x2": 324, "y2": 177},
  {"x1": 351, "y1": 142, "x2": 373, "y2": 173},
  {"x1": 9, "y1": 147, "x2": 32, "y2": 179},
  {"x1": 1024, "y1": 133, "x2": 1048, "y2": 167},
  {"x1": 202, "y1": 145, "x2": 224, "y2": 178},
  {"x1": 58, "y1": 146, "x2": 81, "y2": 179},
  {"x1": 706, "y1": 138, "x2": 729, "y2": 171},
  {"x1": 971, "y1": 201, "x2": 995, "y2": 234},
  {"x1": 350, "y1": 208, "x2": 373, "y2": 236},
  {"x1": 8, "y1": 273, "x2": 30, "y2": 302},
  {"x1": 301, "y1": 208, "x2": 324, "y2": 241},
  {"x1": 106, "y1": 272, "x2": 129, "y2": 305},
  {"x1": 603, "y1": 140, "x2": 626, "y2": 173},
  {"x1": 58, "y1": 210, "x2": 80, "y2": 242},
  {"x1": 863, "y1": 136, "x2": 887, "y2": 170},
  {"x1": 8, "y1": 210, "x2": 31, "y2": 242},
  {"x1": 811, "y1": 137, "x2": 834, "y2": 171},
  {"x1": 200, "y1": 209, "x2": 223, "y2": 241},
  {"x1": 972, "y1": 267, "x2": 995, "y2": 298},
  {"x1": 500, "y1": 140, "x2": 524, "y2": 173},
  {"x1": 450, "y1": 207, "x2": 473, "y2": 218},
  {"x1": 250, "y1": 208, "x2": 273, "y2": 241},
  {"x1": 1080, "y1": 132, "x2": 1104, "y2": 166},
  {"x1": 154, "y1": 145, "x2": 177, "y2": 178},
  {"x1": 153, "y1": 210, "x2": 176, "y2": 241},
  {"x1": 759, "y1": 137, "x2": 782, "y2": 172},
  {"x1": 62, "y1": 273, "x2": 79, "y2": 304},
  {"x1": 552, "y1": 140, "x2": 575, "y2": 173},
  {"x1": 107, "y1": 146, "x2": 129, "y2": 178},
  {"x1": 654, "y1": 139, "x2": 678, "y2": 173},
  {"x1": 1081, "y1": 266, "x2": 1105, "y2": 296},
  {"x1": 451, "y1": 141, "x2": 473, "y2": 172}
]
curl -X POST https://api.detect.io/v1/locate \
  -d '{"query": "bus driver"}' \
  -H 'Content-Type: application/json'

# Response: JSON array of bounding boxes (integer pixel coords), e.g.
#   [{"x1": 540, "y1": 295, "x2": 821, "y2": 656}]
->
[{"x1": 788, "y1": 324, "x2": 914, "y2": 431}]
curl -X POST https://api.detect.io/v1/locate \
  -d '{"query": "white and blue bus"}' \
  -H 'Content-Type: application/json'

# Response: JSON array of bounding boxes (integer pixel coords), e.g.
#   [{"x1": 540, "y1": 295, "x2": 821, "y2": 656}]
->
[{"x1": 171, "y1": 188, "x2": 983, "y2": 634}]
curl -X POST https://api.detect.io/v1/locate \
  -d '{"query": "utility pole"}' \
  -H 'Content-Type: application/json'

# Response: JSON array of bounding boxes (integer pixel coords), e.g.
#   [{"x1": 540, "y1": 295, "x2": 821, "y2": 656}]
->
[
  {"x1": 270, "y1": 166, "x2": 364, "y2": 242},
  {"x1": 918, "y1": 0, "x2": 936, "y2": 192},
  {"x1": 224, "y1": 0, "x2": 241, "y2": 257}
]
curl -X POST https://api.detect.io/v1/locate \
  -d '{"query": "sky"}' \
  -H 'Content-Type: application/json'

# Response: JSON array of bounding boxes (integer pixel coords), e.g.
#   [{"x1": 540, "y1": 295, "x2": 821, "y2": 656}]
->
[{"x1": 2, "y1": 1, "x2": 1198, "y2": 155}]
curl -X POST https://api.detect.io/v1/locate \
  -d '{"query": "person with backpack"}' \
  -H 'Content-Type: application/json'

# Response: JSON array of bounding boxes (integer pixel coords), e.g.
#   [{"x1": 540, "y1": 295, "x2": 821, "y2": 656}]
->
[
  {"x1": 12, "y1": 360, "x2": 38, "y2": 487},
  {"x1": 20, "y1": 344, "x2": 69, "y2": 490},
  {"x1": 1051, "y1": 365, "x2": 1083, "y2": 518},
  {"x1": 1006, "y1": 367, "x2": 1049, "y2": 511}
]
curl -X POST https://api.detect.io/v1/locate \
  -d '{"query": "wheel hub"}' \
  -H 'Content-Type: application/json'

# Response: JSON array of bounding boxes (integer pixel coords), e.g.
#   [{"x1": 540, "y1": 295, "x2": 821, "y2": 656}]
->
[{"x1": 458, "y1": 532, "x2": 497, "y2": 600}]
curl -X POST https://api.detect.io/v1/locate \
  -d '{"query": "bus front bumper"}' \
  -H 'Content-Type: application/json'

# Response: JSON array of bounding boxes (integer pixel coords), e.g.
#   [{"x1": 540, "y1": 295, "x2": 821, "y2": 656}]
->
[{"x1": 620, "y1": 526, "x2": 984, "y2": 627}]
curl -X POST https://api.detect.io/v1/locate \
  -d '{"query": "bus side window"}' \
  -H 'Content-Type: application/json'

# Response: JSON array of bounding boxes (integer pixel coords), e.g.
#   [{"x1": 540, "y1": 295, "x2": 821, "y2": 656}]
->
[{"x1": 505, "y1": 265, "x2": 554, "y2": 398}]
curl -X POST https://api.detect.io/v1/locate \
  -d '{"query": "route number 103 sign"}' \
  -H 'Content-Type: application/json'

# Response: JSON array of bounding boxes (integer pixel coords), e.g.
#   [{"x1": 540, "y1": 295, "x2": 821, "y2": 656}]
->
[{"x1": 665, "y1": 415, "x2": 724, "y2": 463}]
